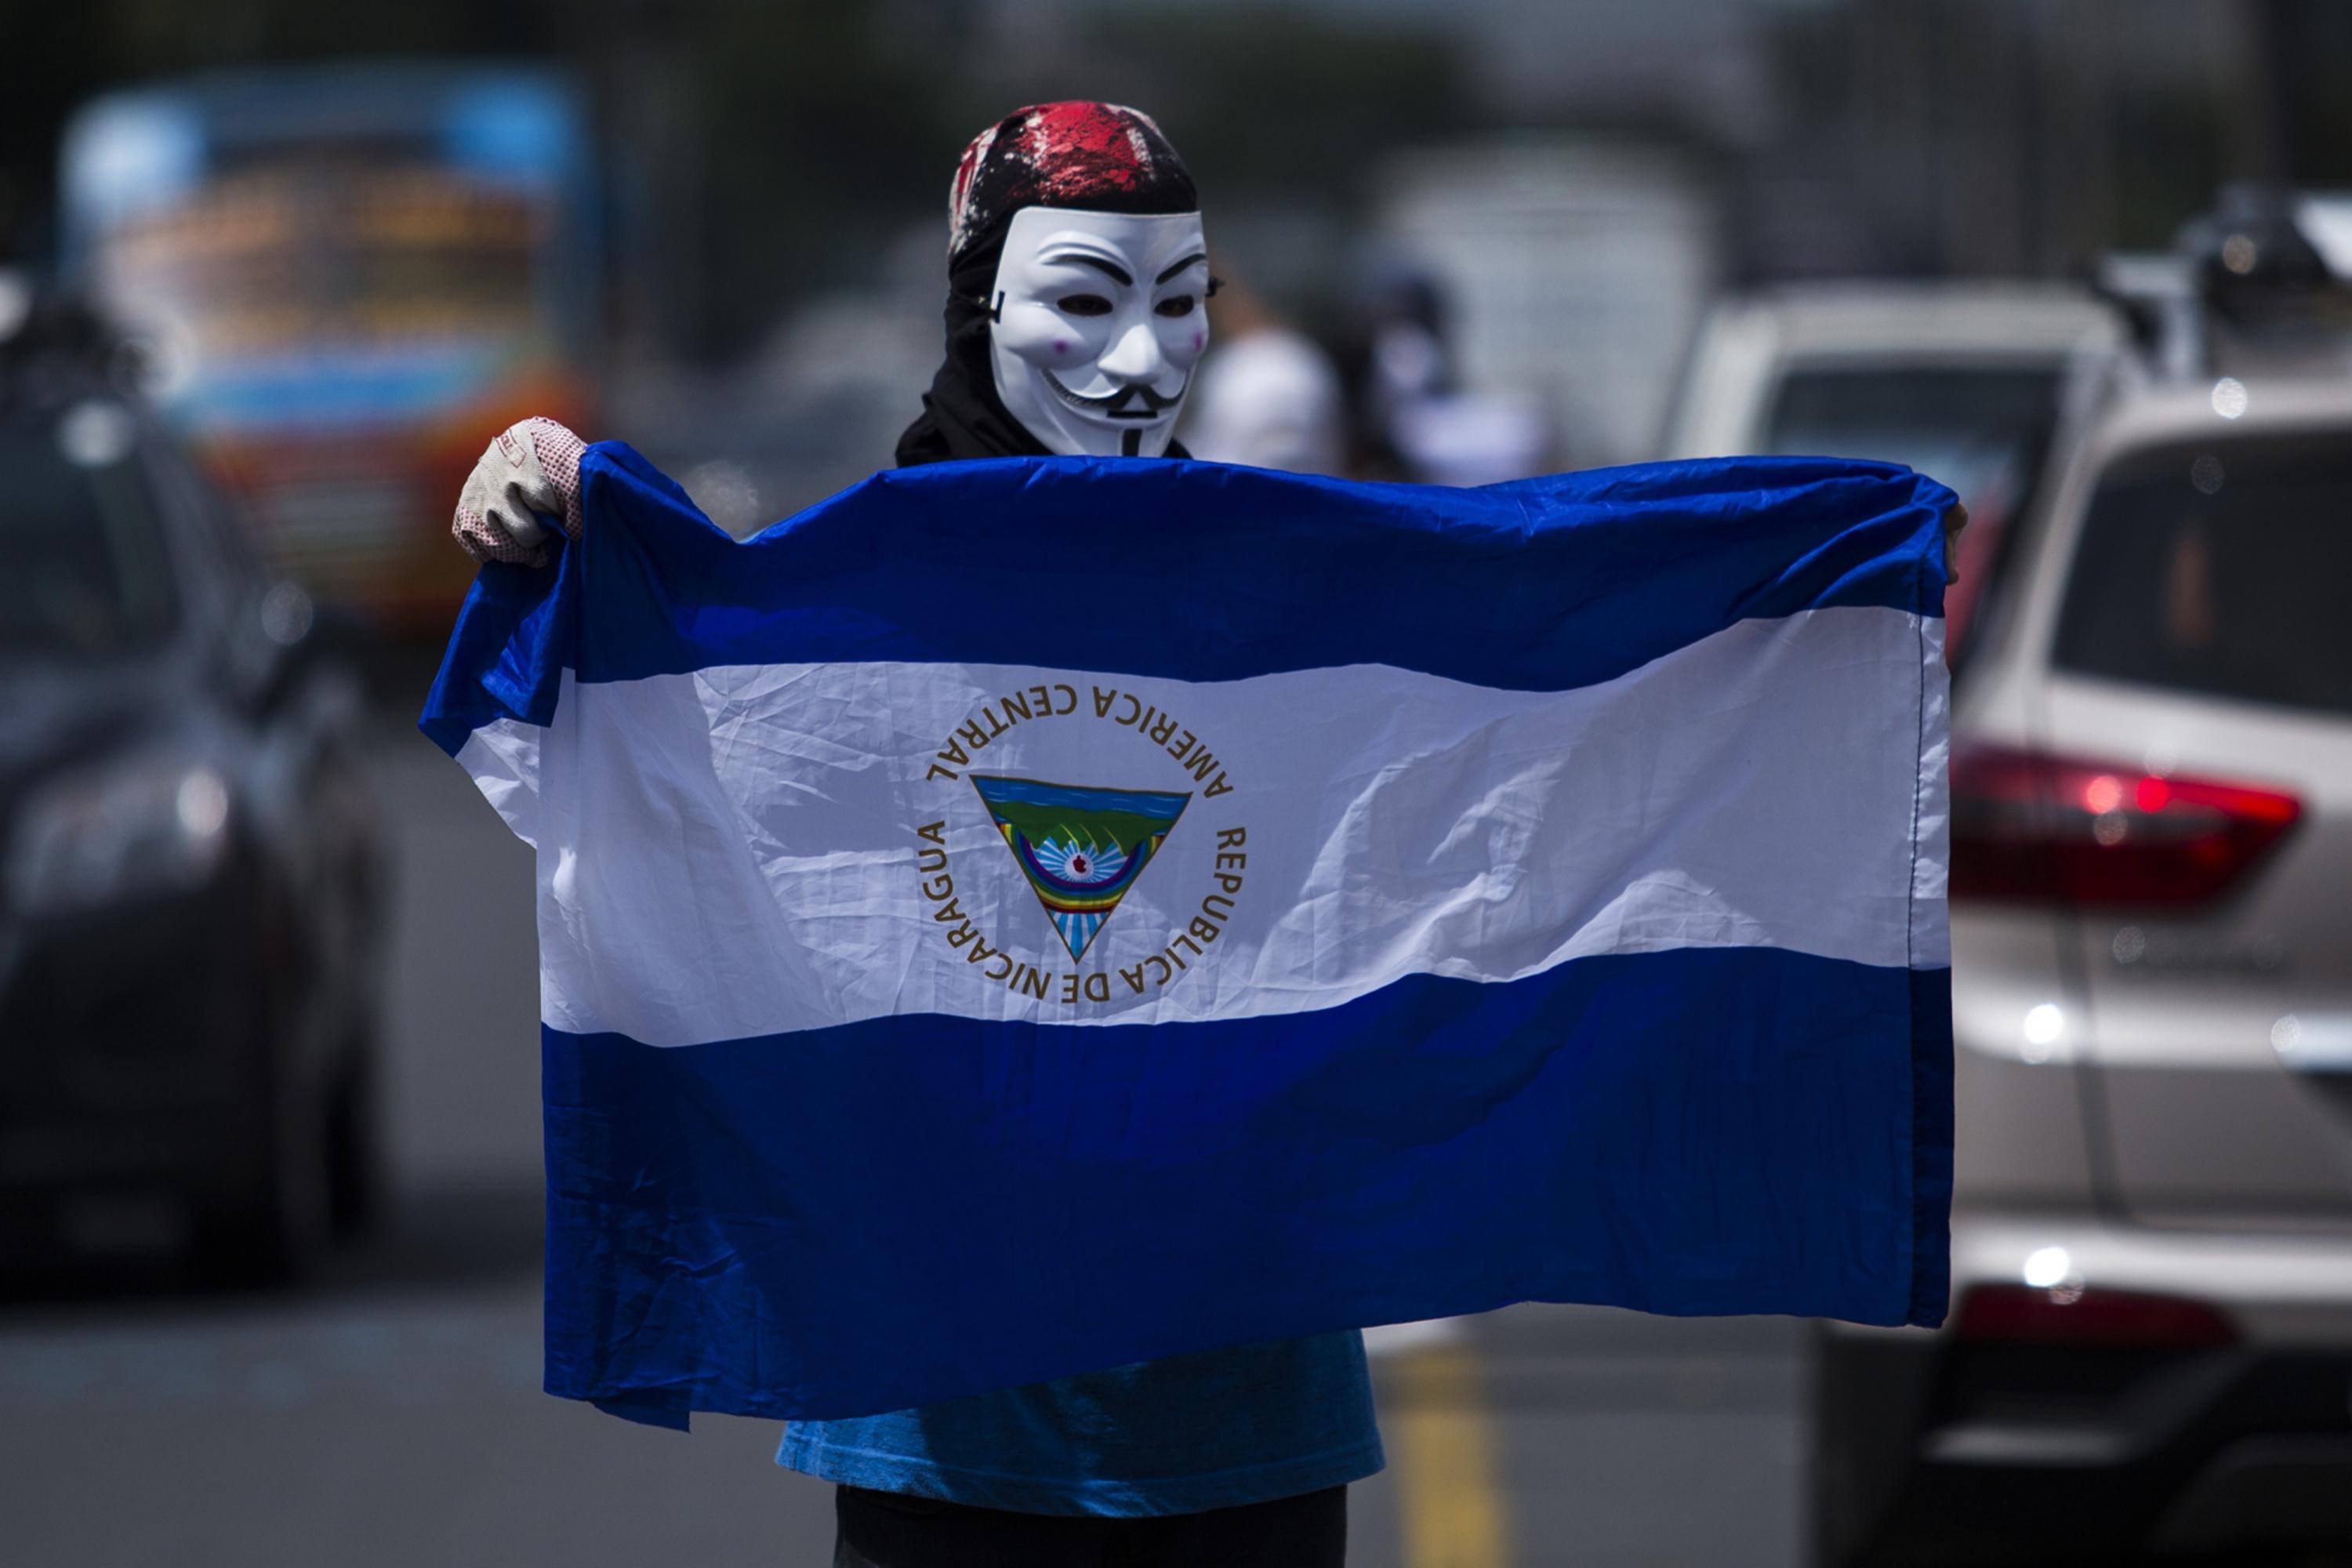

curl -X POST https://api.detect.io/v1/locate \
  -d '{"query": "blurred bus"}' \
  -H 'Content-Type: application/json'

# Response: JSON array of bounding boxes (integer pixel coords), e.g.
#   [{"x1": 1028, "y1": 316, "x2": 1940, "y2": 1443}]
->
[{"x1": 60, "y1": 64, "x2": 598, "y2": 630}]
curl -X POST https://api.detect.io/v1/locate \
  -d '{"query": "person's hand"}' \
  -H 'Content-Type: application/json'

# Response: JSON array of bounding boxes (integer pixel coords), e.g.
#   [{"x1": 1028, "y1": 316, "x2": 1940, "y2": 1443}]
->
[
  {"x1": 1942, "y1": 502, "x2": 1969, "y2": 586},
  {"x1": 453, "y1": 418, "x2": 587, "y2": 567}
]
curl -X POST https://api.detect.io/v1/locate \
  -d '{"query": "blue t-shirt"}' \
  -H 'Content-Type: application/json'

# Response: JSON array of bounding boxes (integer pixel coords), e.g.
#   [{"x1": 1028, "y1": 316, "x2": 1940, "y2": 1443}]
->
[{"x1": 775, "y1": 1331, "x2": 1381, "y2": 1516}]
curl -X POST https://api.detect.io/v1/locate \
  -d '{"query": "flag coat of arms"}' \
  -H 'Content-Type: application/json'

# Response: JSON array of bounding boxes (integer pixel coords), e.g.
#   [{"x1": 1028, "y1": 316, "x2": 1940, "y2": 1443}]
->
[{"x1": 422, "y1": 447, "x2": 1956, "y2": 1428}]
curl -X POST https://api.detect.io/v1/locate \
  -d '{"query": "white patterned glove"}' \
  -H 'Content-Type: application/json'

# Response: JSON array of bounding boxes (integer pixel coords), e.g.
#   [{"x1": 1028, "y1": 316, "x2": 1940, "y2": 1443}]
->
[{"x1": 453, "y1": 418, "x2": 587, "y2": 568}]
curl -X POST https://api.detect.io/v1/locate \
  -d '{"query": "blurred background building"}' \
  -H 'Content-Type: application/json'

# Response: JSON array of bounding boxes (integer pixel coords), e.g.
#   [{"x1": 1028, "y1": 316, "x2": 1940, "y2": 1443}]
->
[{"x1": 6, "y1": 0, "x2": 2351, "y2": 596}]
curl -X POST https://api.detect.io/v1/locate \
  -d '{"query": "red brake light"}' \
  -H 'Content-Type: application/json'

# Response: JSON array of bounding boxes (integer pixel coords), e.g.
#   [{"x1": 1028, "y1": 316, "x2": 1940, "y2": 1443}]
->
[
  {"x1": 1949, "y1": 742, "x2": 2300, "y2": 906},
  {"x1": 1954, "y1": 1283, "x2": 2238, "y2": 1349}
]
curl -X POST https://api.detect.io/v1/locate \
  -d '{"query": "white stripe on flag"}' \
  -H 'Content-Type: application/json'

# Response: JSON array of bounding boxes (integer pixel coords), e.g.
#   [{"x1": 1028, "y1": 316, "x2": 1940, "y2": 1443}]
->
[{"x1": 459, "y1": 605, "x2": 1947, "y2": 1047}]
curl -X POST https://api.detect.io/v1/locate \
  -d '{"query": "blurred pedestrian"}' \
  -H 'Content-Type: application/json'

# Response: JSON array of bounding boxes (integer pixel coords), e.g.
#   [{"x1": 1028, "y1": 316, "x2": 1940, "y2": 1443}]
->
[
  {"x1": 448, "y1": 101, "x2": 1377, "y2": 1568},
  {"x1": 1181, "y1": 274, "x2": 1346, "y2": 474},
  {"x1": 1336, "y1": 264, "x2": 1550, "y2": 485}
]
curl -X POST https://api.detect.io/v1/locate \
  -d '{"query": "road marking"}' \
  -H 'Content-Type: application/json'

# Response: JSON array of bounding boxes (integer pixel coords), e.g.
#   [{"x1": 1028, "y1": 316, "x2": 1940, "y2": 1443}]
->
[
  {"x1": 1363, "y1": 1318, "x2": 1465, "y2": 1357},
  {"x1": 1387, "y1": 1345, "x2": 1513, "y2": 1568}
]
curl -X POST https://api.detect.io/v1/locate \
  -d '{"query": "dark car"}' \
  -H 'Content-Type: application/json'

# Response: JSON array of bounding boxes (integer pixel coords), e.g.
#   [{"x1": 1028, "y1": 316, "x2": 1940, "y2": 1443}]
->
[{"x1": 0, "y1": 292, "x2": 385, "y2": 1283}]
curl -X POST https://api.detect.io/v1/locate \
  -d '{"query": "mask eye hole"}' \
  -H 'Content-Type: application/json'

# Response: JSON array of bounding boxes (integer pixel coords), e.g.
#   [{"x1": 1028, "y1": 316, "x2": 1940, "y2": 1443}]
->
[
  {"x1": 1154, "y1": 296, "x2": 1197, "y2": 318},
  {"x1": 1057, "y1": 294, "x2": 1112, "y2": 317}
]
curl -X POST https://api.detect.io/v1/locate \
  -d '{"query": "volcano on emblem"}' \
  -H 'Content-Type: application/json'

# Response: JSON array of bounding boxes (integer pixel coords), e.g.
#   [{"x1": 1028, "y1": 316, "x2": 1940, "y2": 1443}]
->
[{"x1": 969, "y1": 775, "x2": 1191, "y2": 960}]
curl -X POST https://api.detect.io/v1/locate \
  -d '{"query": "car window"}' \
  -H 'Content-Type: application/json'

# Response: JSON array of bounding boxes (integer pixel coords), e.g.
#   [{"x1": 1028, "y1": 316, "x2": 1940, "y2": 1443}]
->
[
  {"x1": 0, "y1": 403, "x2": 180, "y2": 655},
  {"x1": 2054, "y1": 433, "x2": 2352, "y2": 717},
  {"x1": 1762, "y1": 366, "x2": 2061, "y2": 503},
  {"x1": 1765, "y1": 365, "x2": 2067, "y2": 675}
]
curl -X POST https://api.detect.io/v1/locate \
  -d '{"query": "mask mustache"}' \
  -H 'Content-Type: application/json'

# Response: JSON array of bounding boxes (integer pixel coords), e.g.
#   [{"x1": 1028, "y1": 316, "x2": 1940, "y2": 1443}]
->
[{"x1": 1044, "y1": 368, "x2": 1189, "y2": 419}]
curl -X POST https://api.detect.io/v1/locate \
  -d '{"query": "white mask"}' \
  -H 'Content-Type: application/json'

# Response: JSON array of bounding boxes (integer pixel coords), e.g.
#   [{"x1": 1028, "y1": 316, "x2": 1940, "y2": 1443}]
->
[{"x1": 986, "y1": 206, "x2": 1211, "y2": 459}]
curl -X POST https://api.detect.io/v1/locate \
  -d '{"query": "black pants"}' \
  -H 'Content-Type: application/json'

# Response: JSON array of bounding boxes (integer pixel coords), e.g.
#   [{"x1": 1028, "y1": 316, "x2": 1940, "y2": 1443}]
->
[{"x1": 833, "y1": 1483, "x2": 1348, "y2": 1568}]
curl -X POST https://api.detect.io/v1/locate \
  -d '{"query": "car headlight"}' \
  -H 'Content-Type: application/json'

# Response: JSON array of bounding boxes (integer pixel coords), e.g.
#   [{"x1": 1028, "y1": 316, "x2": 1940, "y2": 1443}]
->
[{"x1": 5, "y1": 757, "x2": 233, "y2": 916}]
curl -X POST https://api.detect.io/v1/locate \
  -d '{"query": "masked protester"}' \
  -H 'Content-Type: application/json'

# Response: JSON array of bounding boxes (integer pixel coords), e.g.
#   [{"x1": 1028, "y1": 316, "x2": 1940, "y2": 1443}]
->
[{"x1": 451, "y1": 103, "x2": 1381, "y2": 1568}]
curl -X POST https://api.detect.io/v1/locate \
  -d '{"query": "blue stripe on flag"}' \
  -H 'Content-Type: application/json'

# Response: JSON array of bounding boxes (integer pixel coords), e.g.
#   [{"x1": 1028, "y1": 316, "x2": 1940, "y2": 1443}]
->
[
  {"x1": 419, "y1": 447, "x2": 1952, "y2": 717},
  {"x1": 539, "y1": 946, "x2": 1953, "y2": 1425}
]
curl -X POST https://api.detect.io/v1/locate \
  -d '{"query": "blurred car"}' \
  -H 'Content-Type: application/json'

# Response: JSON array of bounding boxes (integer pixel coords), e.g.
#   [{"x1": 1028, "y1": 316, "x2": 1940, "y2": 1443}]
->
[
  {"x1": 1663, "y1": 282, "x2": 2124, "y2": 667},
  {"x1": 1812, "y1": 372, "x2": 2352, "y2": 1563},
  {"x1": 0, "y1": 289, "x2": 386, "y2": 1283}
]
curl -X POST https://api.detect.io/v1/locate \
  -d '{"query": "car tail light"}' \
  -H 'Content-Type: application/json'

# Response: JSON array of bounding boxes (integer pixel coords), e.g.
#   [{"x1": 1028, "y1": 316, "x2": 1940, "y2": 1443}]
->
[
  {"x1": 1954, "y1": 1283, "x2": 2238, "y2": 1349},
  {"x1": 1949, "y1": 742, "x2": 2300, "y2": 906}
]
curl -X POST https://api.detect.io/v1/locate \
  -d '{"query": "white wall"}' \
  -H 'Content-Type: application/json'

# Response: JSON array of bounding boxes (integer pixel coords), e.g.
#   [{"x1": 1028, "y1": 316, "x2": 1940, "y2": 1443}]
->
[{"x1": 1375, "y1": 139, "x2": 1722, "y2": 467}]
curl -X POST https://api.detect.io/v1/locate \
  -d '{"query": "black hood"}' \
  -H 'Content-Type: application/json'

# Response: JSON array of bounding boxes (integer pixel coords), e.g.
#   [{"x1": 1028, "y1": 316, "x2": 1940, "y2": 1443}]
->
[{"x1": 894, "y1": 231, "x2": 1056, "y2": 469}]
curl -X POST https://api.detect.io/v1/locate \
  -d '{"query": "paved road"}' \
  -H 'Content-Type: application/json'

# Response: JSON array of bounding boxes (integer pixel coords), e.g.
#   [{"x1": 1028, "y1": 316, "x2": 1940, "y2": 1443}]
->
[{"x1": 0, "y1": 720, "x2": 1804, "y2": 1567}]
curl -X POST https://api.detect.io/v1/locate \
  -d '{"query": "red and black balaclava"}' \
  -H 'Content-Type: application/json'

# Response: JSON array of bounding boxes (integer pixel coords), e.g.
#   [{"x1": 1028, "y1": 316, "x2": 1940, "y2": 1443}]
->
[{"x1": 896, "y1": 103, "x2": 1200, "y2": 467}]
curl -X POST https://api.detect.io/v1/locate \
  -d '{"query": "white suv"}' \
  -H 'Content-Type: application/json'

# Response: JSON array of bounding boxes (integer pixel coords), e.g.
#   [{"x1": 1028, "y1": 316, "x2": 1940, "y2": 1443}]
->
[
  {"x1": 1814, "y1": 373, "x2": 2352, "y2": 1563},
  {"x1": 1666, "y1": 283, "x2": 2352, "y2": 1559}
]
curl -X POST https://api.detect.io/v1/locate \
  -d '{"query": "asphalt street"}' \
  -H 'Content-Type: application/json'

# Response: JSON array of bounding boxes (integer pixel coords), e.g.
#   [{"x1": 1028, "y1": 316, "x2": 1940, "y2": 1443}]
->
[{"x1": 0, "y1": 716, "x2": 1805, "y2": 1568}]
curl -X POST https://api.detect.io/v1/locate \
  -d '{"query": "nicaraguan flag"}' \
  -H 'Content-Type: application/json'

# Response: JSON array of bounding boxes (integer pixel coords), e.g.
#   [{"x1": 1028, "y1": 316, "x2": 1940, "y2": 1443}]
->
[{"x1": 422, "y1": 448, "x2": 1957, "y2": 1428}]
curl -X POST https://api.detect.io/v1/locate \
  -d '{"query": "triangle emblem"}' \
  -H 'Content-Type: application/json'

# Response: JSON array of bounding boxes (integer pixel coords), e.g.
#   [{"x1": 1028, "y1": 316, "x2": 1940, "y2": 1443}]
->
[{"x1": 970, "y1": 774, "x2": 1191, "y2": 961}]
